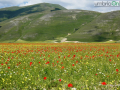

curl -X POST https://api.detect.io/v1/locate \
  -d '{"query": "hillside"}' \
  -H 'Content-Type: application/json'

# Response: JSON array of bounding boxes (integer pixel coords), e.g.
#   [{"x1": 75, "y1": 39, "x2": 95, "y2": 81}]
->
[
  {"x1": 0, "y1": 3, "x2": 66, "y2": 22},
  {"x1": 67, "y1": 10, "x2": 120, "y2": 42},
  {"x1": 0, "y1": 3, "x2": 120, "y2": 43}
]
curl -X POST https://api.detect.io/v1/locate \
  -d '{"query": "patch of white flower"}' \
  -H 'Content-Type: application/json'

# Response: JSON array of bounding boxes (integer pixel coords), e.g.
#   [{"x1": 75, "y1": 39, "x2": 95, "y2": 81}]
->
[
  {"x1": 71, "y1": 88, "x2": 76, "y2": 90},
  {"x1": 43, "y1": 88, "x2": 46, "y2": 90}
]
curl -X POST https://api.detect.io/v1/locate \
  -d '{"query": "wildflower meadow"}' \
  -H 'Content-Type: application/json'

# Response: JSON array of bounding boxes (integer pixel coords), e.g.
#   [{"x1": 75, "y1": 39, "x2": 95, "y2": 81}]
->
[{"x1": 0, "y1": 43, "x2": 120, "y2": 90}]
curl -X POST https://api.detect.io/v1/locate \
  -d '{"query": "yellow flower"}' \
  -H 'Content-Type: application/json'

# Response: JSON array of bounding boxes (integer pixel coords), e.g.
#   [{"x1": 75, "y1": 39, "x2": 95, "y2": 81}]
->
[
  {"x1": 86, "y1": 88, "x2": 89, "y2": 90},
  {"x1": 22, "y1": 81, "x2": 24, "y2": 83},
  {"x1": 2, "y1": 78, "x2": 5, "y2": 82},
  {"x1": 25, "y1": 86, "x2": 28, "y2": 88},
  {"x1": 59, "y1": 87, "x2": 62, "y2": 90},
  {"x1": 62, "y1": 88, "x2": 65, "y2": 90},
  {"x1": 110, "y1": 82, "x2": 112, "y2": 84}
]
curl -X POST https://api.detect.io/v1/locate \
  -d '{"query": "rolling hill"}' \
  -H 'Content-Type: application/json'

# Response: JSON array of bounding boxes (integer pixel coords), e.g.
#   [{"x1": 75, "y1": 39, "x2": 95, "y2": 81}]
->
[{"x1": 0, "y1": 3, "x2": 120, "y2": 43}]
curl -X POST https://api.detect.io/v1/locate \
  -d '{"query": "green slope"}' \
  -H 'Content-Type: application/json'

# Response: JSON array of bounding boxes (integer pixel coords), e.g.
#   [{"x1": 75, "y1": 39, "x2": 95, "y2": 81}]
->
[
  {"x1": 0, "y1": 9, "x2": 100, "y2": 42},
  {"x1": 67, "y1": 10, "x2": 120, "y2": 42},
  {"x1": 0, "y1": 3, "x2": 66, "y2": 22}
]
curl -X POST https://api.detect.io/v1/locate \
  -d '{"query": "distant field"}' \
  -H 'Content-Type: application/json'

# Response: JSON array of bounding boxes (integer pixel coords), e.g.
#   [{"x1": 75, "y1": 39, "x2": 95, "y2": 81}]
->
[{"x1": 0, "y1": 43, "x2": 120, "y2": 90}]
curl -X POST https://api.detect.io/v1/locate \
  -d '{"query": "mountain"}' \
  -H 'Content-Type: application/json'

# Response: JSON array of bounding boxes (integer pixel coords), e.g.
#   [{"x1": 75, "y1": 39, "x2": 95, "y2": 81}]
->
[
  {"x1": 67, "y1": 10, "x2": 120, "y2": 42},
  {"x1": 0, "y1": 3, "x2": 120, "y2": 43}
]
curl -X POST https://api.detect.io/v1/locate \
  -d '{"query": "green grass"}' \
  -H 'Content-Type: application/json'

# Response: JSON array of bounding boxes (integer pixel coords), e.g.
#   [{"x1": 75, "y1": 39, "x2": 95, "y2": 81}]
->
[
  {"x1": 15, "y1": 39, "x2": 56, "y2": 43},
  {"x1": 0, "y1": 40, "x2": 15, "y2": 43}
]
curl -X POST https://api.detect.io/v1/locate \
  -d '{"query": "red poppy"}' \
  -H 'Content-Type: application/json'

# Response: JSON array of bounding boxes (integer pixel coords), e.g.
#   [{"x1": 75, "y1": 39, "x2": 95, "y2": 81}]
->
[
  {"x1": 48, "y1": 55, "x2": 50, "y2": 57},
  {"x1": 95, "y1": 74, "x2": 97, "y2": 75},
  {"x1": 46, "y1": 61, "x2": 50, "y2": 64},
  {"x1": 39, "y1": 62, "x2": 40, "y2": 63},
  {"x1": 68, "y1": 83, "x2": 73, "y2": 87},
  {"x1": 44, "y1": 77, "x2": 47, "y2": 80},
  {"x1": 116, "y1": 69, "x2": 119, "y2": 72},
  {"x1": 1, "y1": 63, "x2": 3, "y2": 65},
  {"x1": 76, "y1": 61, "x2": 78, "y2": 63},
  {"x1": 6, "y1": 62, "x2": 8, "y2": 64},
  {"x1": 109, "y1": 59, "x2": 111, "y2": 61},
  {"x1": 117, "y1": 55, "x2": 119, "y2": 57},
  {"x1": 8, "y1": 67, "x2": 10, "y2": 69},
  {"x1": 59, "y1": 79, "x2": 61, "y2": 82},
  {"x1": 61, "y1": 66, "x2": 64, "y2": 69},
  {"x1": 30, "y1": 62, "x2": 32, "y2": 66},
  {"x1": 57, "y1": 61, "x2": 59, "y2": 63},
  {"x1": 72, "y1": 64, "x2": 74, "y2": 66},
  {"x1": 68, "y1": 55, "x2": 70, "y2": 57},
  {"x1": 73, "y1": 55, "x2": 75, "y2": 57},
  {"x1": 101, "y1": 82, "x2": 107, "y2": 85}
]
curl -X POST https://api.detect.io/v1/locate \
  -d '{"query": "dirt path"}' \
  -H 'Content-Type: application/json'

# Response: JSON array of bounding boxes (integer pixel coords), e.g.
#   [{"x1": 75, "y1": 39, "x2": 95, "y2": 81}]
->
[{"x1": 61, "y1": 38, "x2": 67, "y2": 42}]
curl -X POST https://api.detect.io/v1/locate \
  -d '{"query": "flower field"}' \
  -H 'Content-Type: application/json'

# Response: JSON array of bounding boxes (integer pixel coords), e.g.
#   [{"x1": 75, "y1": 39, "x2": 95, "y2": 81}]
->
[{"x1": 0, "y1": 43, "x2": 120, "y2": 90}]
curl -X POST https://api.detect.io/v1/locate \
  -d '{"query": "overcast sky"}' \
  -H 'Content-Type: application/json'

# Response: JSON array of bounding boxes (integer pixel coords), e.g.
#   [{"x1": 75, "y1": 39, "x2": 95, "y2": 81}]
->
[{"x1": 0, "y1": 0, "x2": 120, "y2": 12}]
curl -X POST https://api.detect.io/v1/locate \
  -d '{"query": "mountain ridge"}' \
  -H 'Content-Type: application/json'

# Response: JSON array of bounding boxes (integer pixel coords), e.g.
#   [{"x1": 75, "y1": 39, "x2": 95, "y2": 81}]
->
[{"x1": 0, "y1": 3, "x2": 120, "y2": 43}]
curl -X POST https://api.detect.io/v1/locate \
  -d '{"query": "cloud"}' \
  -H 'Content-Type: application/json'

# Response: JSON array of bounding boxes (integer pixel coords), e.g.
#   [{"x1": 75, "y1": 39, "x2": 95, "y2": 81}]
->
[
  {"x1": 0, "y1": 0, "x2": 120, "y2": 12},
  {"x1": 20, "y1": 0, "x2": 42, "y2": 6},
  {"x1": 0, "y1": 0, "x2": 29, "y2": 8}
]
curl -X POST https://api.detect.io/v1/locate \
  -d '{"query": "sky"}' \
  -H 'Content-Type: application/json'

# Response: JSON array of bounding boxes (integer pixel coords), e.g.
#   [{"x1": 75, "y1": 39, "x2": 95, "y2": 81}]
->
[{"x1": 0, "y1": 0, "x2": 120, "y2": 12}]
